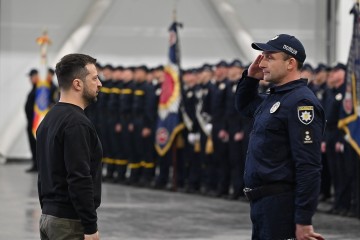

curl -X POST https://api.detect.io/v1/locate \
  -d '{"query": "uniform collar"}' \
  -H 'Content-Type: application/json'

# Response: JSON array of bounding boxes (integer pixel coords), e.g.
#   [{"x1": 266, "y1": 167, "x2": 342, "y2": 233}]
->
[{"x1": 269, "y1": 79, "x2": 308, "y2": 94}]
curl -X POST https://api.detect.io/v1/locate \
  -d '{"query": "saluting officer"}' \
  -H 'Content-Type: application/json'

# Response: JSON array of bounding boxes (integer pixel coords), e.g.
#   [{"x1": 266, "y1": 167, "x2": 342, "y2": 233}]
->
[{"x1": 236, "y1": 34, "x2": 325, "y2": 240}]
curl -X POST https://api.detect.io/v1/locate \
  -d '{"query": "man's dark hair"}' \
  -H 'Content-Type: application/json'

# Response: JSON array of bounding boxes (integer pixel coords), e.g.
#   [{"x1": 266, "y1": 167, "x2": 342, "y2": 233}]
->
[
  {"x1": 55, "y1": 53, "x2": 97, "y2": 90},
  {"x1": 281, "y1": 52, "x2": 303, "y2": 70}
]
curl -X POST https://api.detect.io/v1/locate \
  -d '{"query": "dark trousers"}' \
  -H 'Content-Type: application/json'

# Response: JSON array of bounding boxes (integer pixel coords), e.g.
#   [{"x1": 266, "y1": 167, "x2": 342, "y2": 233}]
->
[
  {"x1": 320, "y1": 153, "x2": 332, "y2": 198},
  {"x1": 228, "y1": 132, "x2": 244, "y2": 194},
  {"x1": 27, "y1": 125, "x2": 37, "y2": 168},
  {"x1": 212, "y1": 123, "x2": 229, "y2": 194},
  {"x1": 250, "y1": 192, "x2": 296, "y2": 240},
  {"x1": 199, "y1": 132, "x2": 216, "y2": 192},
  {"x1": 39, "y1": 214, "x2": 84, "y2": 240}
]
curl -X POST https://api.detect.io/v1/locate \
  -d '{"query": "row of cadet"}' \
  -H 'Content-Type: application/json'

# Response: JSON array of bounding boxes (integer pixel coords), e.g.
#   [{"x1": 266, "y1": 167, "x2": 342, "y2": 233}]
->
[
  {"x1": 84, "y1": 59, "x2": 360, "y2": 215},
  {"x1": 85, "y1": 59, "x2": 252, "y2": 200},
  {"x1": 301, "y1": 62, "x2": 359, "y2": 218}
]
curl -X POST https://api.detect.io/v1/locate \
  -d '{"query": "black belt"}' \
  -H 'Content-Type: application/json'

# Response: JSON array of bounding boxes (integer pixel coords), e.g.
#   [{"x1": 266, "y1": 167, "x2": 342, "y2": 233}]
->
[{"x1": 243, "y1": 183, "x2": 293, "y2": 202}]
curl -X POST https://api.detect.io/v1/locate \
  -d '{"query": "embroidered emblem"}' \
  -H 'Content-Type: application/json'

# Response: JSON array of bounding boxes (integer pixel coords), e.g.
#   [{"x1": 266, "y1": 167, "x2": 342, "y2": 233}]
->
[
  {"x1": 270, "y1": 101, "x2": 280, "y2": 113},
  {"x1": 298, "y1": 106, "x2": 314, "y2": 125},
  {"x1": 335, "y1": 93, "x2": 343, "y2": 101},
  {"x1": 187, "y1": 91, "x2": 193, "y2": 98},
  {"x1": 219, "y1": 83, "x2": 225, "y2": 90},
  {"x1": 232, "y1": 84, "x2": 237, "y2": 93}
]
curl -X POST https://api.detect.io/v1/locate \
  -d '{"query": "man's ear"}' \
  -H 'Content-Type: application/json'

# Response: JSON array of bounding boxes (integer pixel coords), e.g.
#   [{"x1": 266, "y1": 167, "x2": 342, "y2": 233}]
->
[
  {"x1": 73, "y1": 79, "x2": 82, "y2": 91},
  {"x1": 287, "y1": 58, "x2": 297, "y2": 70}
]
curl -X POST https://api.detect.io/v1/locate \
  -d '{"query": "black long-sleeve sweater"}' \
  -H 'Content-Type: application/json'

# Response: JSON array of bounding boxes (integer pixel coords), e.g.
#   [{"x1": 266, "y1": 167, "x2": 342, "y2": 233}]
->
[{"x1": 36, "y1": 102, "x2": 102, "y2": 234}]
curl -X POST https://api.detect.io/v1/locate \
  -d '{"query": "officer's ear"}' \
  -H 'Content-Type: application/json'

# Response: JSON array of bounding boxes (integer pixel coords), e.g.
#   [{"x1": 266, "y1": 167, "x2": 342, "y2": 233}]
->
[{"x1": 287, "y1": 58, "x2": 297, "y2": 71}]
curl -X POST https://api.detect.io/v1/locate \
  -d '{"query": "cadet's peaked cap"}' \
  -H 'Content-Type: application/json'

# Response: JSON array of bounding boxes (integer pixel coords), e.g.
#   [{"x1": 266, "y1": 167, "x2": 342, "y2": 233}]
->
[
  {"x1": 331, "y1": 63, "x2": 347, "y2": 71},
  {"x1": 28, "y1": 69, "x2": 38, "y2": 76},
  {"x1": 229, "y1": 59, "x2": 243, "y2": 68},
  {"x1": 215, "y1": 60, "x2": 228, "y2": 68},
  {"x1": 301, "y1": 63, "x2": 313, "y2": 72},
  {"x1": 252, "y1": 34, "x2": 306, "y2": 63}
]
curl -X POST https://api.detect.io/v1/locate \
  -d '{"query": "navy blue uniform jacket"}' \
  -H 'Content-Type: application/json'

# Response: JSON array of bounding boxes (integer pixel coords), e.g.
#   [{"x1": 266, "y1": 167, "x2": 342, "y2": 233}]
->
[{"x1": 235, "y1": 71, "x2": 325, "y2": 225}]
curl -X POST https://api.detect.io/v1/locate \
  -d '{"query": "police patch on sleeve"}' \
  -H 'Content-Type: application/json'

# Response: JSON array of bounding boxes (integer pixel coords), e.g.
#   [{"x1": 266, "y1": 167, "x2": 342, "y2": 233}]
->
[
  {"x1": 298, "y1": 106, "x2": 314, "y2": 125},
  {"x1": 302, "y1": 128, "x2": 313, "y2": 144}
]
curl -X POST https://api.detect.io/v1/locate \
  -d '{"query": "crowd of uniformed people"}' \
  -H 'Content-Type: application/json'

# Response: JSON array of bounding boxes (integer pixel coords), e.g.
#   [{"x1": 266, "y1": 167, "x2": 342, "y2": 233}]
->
[{"x1": 78, "y1": 59, "x2": 359, "y2": 218}]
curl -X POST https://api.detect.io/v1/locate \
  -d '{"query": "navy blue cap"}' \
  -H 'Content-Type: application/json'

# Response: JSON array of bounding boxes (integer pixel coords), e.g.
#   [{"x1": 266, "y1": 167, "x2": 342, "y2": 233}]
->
[
  {"x1": 154, "y1": 65, "x2": 164, "y2": 71},
  {"x1": 215, "y1": 60, "x2": 228, "y2": 68},
  {"x1": 331, "y1": 62, "x2": 347, "y2": 71},
  {"x1": 252, "y1": 34, "x2": 306, "y2": 63},
  {"x1": 103, "y1": 64, "x2": 115, "y2": 70},
  {"x1": 229, "y1": 59, "x2": 243, "y2": 68},
  {"x1": 201, "y1": 63, "x2": 213, "y2": 72},
  {"x1": 301, "y1": 63, "x2": 313, "y2": 72},
  {"x1": 48, "y1": 68, "x2": 55, "y2": 75},
  {"x1": 115, "y1": 66, "x2": 124, "y2": 71},
  {"x1": 314, "y1": 63, "x2": 328, "y2": 74},
  {"x1": 28, "y1": 69, "x2": 38, "y2": 76},
  {"x1": 136, "y1": 65, "x2": 148, "y2": 72}
]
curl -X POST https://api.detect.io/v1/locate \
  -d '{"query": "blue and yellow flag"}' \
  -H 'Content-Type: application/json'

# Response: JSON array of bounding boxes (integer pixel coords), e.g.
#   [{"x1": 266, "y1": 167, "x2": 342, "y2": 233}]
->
[
  {"x1": 338, "y1": 3, "x2": 360, "y2": 156},
  {"x1": 32, "y1": 31, "x2": 52, "y2": 137},
  {"x1": 155, "y1": 21, "x2": 184, "y2": 156}
]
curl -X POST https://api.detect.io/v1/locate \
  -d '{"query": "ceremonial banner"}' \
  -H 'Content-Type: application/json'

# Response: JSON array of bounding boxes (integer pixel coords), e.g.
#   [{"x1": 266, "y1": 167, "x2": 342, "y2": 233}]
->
[
  {"x1": 32, "y1": 31, "x2": 51, "y2": 137},
  {"x1": 155, "y1": 21, "x2": 184, "y2": 156},
  {"x1": 338, "y1": 3, "x2": 360, "y2": 156}
]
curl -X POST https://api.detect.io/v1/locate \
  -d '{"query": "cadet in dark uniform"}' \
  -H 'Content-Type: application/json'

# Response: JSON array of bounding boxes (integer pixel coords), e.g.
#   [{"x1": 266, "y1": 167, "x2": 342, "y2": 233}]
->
[
  {"x1": 106, "y1": 66, "x2": 124, "y2": 182},
  {"x1": 195, "y1": 64, "x2": 216, "y2": 195},
  {"x1": 236, "y1": 34, "x2": 325, "y2": 240},
  {"x1": 226, "y1": 59, "x2": 246, "y2": 200},
  {"x1": 99, "y1": 64, "x2": 115, "y2": 180},
  {"x1": 322, "y1": 63, "x2": 347, "y2": 214},
  {"x1": 307, "y1": 63, "x2": 331, "y2": 202},
  {"x1": 25, "y1": 69, "x2": 39, "y2": 172},
  {"x1": 211, "y1": 60, "x2": 231, "y2": 197},
  {"x1": 128, "y1": 65, "x2": 156, "y2": 185},
  {"x1": 181, "y1": 68, "x2": 201, "y2": 193},
  {"x1": 117, "y1": 67, "x2": 135, "y2": 183}
]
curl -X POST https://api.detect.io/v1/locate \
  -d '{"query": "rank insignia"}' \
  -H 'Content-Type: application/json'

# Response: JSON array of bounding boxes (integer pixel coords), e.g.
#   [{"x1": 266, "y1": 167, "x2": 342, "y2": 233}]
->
[
  {"x1": 302, "y1": 128, "x2": 313, "y2": 144},
  {"x1": 298, "y1": 106, "x2": 314, "y2": 125},
  {"x1": 270, "y1": 101, "x2": 280, "y2": 113}
]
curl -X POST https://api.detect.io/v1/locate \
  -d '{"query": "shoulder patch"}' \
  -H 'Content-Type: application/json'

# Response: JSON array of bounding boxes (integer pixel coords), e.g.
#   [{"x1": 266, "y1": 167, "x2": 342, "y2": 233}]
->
[{"x1": 298, "y1": 106, "x2": 314, "y2": 125}]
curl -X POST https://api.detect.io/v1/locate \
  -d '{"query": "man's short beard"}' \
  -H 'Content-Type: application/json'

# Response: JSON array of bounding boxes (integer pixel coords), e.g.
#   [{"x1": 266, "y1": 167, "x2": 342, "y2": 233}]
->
[{"x1": 83, "y1": 86, "x2": 97, "y2": 107}]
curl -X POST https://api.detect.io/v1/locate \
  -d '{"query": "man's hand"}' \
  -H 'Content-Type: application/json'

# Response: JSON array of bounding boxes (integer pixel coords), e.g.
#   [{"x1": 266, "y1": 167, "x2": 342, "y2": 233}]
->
[
  {"x1": 234, "y1": 132, "x2": 244, "y2": 142},
  {"x1": 142, "y1": 127, "x2": 151, "y2": 138},
  {"x1": 335, "y1": 142, "x2": 344, "y2": 153},
  {"x1": 248, "y1": 55, "x2": 264, "y2": 80},
  {"x1": 321, "y1": 142, "x2": 326, "y2": 153},
  {"x1": 128, "y1": 123, "x2": 134, "y2": 132},
  {"x1": 115, "y1": 123, "x2": 122, "y2": 133},
  {"x1": 296, "y1": 224, "x2": 324, "y2": 240},
  {"x1": 218, "y1": 130, "x2": 229, "y2": 142},
  {"x1": 84, "y1": 231, "x2": 100, "y2": 240}
]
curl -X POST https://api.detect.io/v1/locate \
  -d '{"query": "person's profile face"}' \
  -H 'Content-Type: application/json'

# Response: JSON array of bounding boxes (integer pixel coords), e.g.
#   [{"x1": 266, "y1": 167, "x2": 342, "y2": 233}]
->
[
  {"x1": 260, "y1": 51, "x2": 290, "y2": 85},
  {"x1": 83, "y1": 64, "x2": 102, "y2": 105}
]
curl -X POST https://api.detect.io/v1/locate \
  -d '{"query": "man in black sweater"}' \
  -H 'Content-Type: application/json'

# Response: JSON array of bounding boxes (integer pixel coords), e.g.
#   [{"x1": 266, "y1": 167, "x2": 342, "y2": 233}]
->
[{"x1": 37, "y1": 53, "x2": 103, "y2": 240}]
